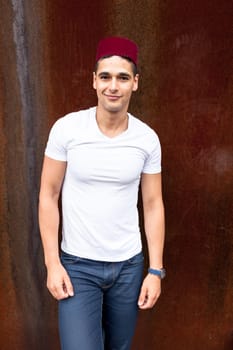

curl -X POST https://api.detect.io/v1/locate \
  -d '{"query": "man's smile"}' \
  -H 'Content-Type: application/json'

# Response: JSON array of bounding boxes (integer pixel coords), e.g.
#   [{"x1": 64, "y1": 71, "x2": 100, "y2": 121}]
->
[{"x1": 104, "y1": 94, "x2": 121, "y2": 100}]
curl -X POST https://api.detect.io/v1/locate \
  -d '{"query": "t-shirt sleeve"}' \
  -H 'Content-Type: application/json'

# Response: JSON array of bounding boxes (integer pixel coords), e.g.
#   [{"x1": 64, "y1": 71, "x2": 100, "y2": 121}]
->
[
  {"x1": 142, "y1": 134, "x2": 162, "y2": 174},
  {"x1": 45, "y1": 118, "x2": 67, "y2": 161}
]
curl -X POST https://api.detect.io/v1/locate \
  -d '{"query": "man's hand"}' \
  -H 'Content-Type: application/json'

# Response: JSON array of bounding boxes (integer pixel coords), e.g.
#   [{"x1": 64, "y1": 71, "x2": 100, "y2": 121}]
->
[
  {"x1": 138, "y1": 274, "x2": 161, "y2": 309},
  {"x1": 46, "y1": 263, "x2": 74, "y2": 300}
]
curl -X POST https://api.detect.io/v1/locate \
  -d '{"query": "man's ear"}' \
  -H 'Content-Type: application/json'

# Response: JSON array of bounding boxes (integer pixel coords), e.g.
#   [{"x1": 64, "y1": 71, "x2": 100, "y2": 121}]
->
[
  {"x1": 132, "y1": 74, "x2": 139, "y2": 92},
  {"x1": 93, "y1": 72, "x2": 96, "y2": 90}
]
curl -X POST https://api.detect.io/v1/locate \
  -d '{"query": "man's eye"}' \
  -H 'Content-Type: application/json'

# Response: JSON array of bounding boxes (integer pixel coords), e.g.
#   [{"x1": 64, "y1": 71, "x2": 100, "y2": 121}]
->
[
  {"x1": 100, "y1": 75, "x2": 109, "y2": 80},
  {"x1": 119, "y1": 76, "x2": 130, "y2": 81}
]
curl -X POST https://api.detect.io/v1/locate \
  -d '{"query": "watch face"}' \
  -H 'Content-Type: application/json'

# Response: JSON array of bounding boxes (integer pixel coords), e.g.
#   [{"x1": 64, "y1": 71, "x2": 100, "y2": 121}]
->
[{"x1": 160, "y1": 268, "x2": 166, "y2": 279}]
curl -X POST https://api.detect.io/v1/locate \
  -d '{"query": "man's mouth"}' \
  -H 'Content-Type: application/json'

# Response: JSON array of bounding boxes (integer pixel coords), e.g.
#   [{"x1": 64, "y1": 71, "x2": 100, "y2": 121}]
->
[{"x1": 104, "y1": 94, "x2": 121, "y2": 100}]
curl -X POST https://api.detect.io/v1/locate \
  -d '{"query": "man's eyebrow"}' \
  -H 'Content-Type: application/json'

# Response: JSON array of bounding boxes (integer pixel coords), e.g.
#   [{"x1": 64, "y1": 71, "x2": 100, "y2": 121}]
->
[
  {"x1": 97, "y1": 71, "x2": 131, "y2": 76},
  {"x1": 98, "y1": 71, "x2": 110, "y2": 76},
  {"x1": 118, "y1": 72, "x2": 131, "y2": 77}
]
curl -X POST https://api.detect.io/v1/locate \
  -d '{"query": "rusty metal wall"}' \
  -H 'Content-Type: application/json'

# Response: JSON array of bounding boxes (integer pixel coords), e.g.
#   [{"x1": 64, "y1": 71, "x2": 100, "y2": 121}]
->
[{"x1": 0, "y1": 1, "x2": 232, "y2": 349}]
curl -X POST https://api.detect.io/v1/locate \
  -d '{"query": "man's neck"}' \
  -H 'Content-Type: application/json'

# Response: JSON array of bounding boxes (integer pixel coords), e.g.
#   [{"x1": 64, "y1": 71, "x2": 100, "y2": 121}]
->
[{"x1": 96, "y1": 107, "x2": 129, "y2": 138}]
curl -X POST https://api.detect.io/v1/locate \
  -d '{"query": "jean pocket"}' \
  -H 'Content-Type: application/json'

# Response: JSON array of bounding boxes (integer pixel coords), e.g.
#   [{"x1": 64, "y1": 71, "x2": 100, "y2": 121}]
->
[
  {"x1": 60, "y1": 251, "x2": 80, "y2": 265},
  {"x1": 127, "y1": 251, "x2": 144, "y2": 265}
]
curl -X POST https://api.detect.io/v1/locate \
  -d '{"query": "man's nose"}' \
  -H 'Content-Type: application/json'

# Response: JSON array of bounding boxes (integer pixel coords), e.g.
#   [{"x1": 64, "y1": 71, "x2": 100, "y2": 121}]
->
[{"x1": 109, "y1": 78, "x2": 118, "y2": 91}]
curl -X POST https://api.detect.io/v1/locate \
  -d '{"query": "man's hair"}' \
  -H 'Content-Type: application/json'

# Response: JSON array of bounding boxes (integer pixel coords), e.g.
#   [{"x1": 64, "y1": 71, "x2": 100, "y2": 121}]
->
[{"x1": 94, "y1": 55, "x2": 138, "y2": 76}]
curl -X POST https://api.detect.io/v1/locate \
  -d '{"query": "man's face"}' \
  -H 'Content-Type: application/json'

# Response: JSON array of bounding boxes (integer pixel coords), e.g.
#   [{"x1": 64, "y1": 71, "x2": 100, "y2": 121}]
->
[{"x1": 93, "y1": 56, "x2": 139, "y2": 114}]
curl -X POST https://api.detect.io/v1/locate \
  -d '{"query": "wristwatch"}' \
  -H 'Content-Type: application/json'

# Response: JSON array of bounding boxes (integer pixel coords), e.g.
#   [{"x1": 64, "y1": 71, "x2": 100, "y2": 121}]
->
[{"x1": 148, "y1": 267, "x2": 166, "y2": 279}]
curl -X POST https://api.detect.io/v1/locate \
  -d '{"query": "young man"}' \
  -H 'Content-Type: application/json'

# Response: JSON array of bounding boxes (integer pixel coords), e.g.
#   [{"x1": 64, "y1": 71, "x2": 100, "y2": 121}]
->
[{"x1": 39, "y1": 36, "x2": 165, "y2": 350}]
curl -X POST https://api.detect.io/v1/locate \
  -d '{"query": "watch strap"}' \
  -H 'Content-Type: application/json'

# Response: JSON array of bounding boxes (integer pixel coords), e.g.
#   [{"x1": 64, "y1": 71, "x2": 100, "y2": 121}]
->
[{"x1": 148, "y1": 267, "x2": 166, "y2": 279}]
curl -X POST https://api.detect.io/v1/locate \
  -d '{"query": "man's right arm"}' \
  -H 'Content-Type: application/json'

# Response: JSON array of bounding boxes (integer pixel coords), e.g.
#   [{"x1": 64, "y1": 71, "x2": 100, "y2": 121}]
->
[{"x1": 38, "y1": 156, "x2": 74, "y2": 300}]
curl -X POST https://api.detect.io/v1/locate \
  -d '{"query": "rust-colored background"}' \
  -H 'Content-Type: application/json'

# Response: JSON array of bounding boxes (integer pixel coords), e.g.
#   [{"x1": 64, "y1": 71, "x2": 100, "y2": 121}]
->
[{"x1": 0, "y1": 1, "x2": 233, "y2": 349}]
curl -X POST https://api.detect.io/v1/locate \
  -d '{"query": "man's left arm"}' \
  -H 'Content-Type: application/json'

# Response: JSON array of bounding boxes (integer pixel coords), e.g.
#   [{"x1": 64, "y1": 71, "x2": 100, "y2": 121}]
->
[{"x1": 138, "y1": 172, "x2": 165, "y2": 309}]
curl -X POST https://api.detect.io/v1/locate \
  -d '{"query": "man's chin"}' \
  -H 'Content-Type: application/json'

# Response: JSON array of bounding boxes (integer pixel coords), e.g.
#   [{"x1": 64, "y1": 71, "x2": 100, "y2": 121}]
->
[{"x1": 104, "y1": 104, "x2": 122, "y2": 113}]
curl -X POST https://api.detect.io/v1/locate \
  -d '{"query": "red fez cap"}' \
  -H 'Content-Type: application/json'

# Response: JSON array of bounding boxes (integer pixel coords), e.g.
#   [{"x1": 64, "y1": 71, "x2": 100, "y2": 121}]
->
[{"x1": 96, "y1": 36, "x2": 138, "y2": 66}]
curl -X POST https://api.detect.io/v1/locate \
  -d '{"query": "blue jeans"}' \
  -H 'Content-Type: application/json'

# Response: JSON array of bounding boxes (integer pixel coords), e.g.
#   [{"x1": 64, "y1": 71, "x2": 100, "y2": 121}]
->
[{"x1": 59, "y1": 251, "x2": 144, "y2": 350}]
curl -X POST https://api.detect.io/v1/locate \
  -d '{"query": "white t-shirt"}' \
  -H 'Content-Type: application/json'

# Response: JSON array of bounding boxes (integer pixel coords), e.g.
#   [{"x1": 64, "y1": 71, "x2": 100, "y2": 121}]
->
[{"x1": 45, "y1": 107, "x2": 161, "y2": 261}]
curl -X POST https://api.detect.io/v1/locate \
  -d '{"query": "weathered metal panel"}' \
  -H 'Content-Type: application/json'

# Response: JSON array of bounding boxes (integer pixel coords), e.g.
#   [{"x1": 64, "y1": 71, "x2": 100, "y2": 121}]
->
[{"x1": 132, "y1": 2, "x2": 233, "y2": 349}]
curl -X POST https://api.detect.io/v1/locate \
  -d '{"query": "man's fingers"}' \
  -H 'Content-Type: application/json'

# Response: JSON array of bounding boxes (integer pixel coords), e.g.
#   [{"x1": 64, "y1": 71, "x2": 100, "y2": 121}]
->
[
  {"x1": 138, "y1": 287, "x2": 147, "y2": 307},
  {"x1": 48, "y1": 283, "x2": 67, "y2": 300},
  {"x1": 138, "y1": 274, "x2": 162, "y2": 309},
  {"x1": 47, "y1": 269, "x2": 74, "y2": 300},
  {"x1": 138, "y1": 293, "x2": 156, "y2": 309},
  {"x1": 63, "y1": 275, "x2": 74, "y2": 297}
]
